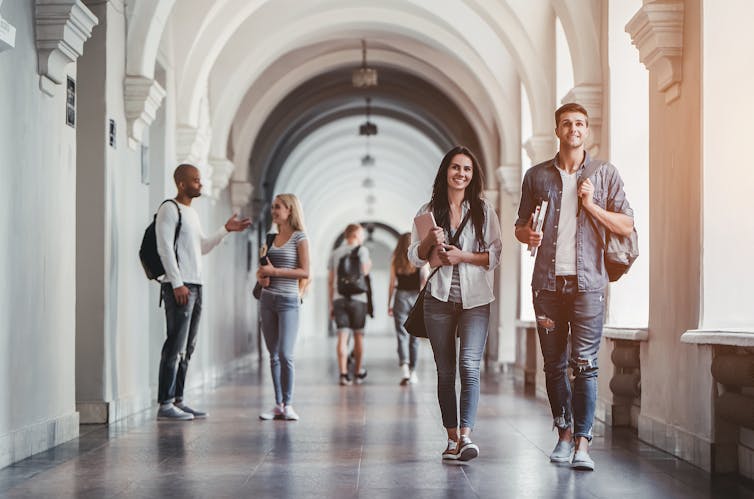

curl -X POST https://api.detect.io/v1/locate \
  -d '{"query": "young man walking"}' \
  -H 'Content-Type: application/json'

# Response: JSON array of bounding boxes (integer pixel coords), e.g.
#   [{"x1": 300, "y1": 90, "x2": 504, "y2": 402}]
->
[
  {"x1": 328, "y1": 224, "x2": 372, "y2": 386},
  {"x1": 155, "y1": 164, "x2": 250, "y2": 420},
  {"x1": 515, "y1": 103, "x2": 634, "y2": 470}
]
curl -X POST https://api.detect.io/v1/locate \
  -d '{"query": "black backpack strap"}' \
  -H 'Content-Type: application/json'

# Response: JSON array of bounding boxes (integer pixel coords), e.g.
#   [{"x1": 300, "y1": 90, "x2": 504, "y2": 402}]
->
[
  {"x1": 156, "y1": 199, "x2": 181, "y2": 307},
  {"x1": 159, "y1": 199, "x2": 182, "y2": 266},
  {"x1": 265, "y1": 232, "x2": 277, "y2": 248}
]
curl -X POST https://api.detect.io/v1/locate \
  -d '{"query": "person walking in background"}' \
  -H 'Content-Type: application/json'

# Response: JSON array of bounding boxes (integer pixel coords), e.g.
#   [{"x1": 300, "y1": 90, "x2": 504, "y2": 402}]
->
[
  {"x1": 328, "y1": 224, "x2": 371, "y2": 386},
  {"x1": 388, "y1": 233, "x2": 426, "y2": 385},
  {"x1": 155, "y1": 164, "x2": 251, "y2": 421},
  {"x1": 515, "y1": 103, "x2": 634, "y2": 470},
  {"x1": 257, "y1": 194, "x2": 310, "y2": 421},
  {"x1": 408, "y1": 146, "x2": 502, "y2": 461}
]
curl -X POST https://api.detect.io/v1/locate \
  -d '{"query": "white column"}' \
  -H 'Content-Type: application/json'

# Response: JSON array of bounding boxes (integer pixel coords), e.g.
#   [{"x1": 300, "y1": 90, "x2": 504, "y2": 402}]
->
[{"x1": 124, "y1": 75, "x2": 166, "y2": 149}]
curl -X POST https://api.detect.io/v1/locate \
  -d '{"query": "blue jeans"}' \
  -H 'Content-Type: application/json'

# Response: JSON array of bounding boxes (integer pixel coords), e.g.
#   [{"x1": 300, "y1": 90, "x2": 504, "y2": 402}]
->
[
  {"x1": 158, "y1": 283, "x2": 202, "y2": 404},
  {"x1": 423, "y1": 294, "x2": 489, "y2": 429},
  {"x1": 393, "y1": 289, "x2": 420, "y2": 369},
  {"x1": 533, "y1": 276, "x2": 605, "y2": 441},
  {"x1": 260, "y1": 290, "x2": 300, "y2": 405}
]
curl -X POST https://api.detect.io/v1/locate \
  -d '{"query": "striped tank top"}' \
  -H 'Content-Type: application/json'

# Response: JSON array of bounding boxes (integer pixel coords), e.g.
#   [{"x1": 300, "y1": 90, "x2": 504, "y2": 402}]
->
[{"x1": 265, "y1": 231, "x2": 307, "y2": 296}]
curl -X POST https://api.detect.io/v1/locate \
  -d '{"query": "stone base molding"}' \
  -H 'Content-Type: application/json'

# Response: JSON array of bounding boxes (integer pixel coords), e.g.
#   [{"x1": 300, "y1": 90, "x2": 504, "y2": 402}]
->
[
  {"x1": 0, "y1": 411, "x2": 79, "y2": 469},
  {"x1": 639, "y1": 413, "x2": 713, "y2": 472}
]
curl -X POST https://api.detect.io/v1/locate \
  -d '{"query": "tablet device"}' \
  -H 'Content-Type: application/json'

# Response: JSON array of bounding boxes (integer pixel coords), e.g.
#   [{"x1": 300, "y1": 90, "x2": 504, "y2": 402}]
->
[{"x1": 413, "y1": 212, "x2": 444, "y2": 267}]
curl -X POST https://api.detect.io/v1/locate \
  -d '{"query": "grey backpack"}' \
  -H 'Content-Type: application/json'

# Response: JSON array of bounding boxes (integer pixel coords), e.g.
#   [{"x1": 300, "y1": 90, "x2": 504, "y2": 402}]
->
[{"x1": 579, "y1": 161, "x2": 639, "y2": 282}]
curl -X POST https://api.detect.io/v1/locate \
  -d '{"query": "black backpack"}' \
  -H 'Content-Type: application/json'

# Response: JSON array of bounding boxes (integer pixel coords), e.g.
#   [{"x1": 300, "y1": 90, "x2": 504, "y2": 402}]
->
[
  {"x1": 336, "y1": 246, "x2": 367, "y2": 297},
  {"x1": 139, "y1": 200, "x2": 182, "y2": 280}
]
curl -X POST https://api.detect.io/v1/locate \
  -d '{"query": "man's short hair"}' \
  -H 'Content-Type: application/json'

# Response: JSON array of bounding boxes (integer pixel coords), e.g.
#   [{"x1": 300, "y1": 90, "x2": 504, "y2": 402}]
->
[
  {"x1": 173, "y1": 163, "x2": 198, "y2": 185},
  {"x1": 555, "y1": 103, "x2": 589, "y2": 127},
  {"x1": 344, "y1": 224, "x2": 363, "y2": 239}
]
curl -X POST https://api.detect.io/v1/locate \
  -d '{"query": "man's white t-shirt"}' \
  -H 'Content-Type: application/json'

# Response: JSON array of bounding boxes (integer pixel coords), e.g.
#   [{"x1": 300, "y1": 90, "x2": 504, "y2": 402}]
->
[
  {"x1": 555, "y1": 169, "x2": 578, "y2": 276},
  {"x1": 155, "y1": 200, "x2": 227, "y2": 288}
]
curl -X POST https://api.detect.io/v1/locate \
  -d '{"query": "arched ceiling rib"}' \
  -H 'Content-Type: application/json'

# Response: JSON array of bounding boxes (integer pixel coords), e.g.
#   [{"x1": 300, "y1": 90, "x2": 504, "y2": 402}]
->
[
  {"x1": 228, "y1": 43, "x2": 503, "y2": 176},
  {"x1": 247, "y1": 67, "x2": 482, "y2": 204}
]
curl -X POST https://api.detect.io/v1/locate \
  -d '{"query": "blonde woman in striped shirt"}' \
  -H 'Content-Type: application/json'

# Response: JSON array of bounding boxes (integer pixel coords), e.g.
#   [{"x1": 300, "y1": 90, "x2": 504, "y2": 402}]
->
[{"x1": 257, "y1": 194, "x2": 309, "y2": 421}]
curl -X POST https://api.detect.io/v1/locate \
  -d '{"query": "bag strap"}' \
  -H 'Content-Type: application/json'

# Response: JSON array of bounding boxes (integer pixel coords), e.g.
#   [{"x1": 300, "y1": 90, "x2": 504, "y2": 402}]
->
[
  {"x1": 418, "y1": 208, "x2": 473, "y2": 294},
  {"x1": 577, "y1": 161, "x2": 608, "y2": 249},
  {"x1": 265, "y1": 232, "x2": 276, "y2": 249},
  {"x1": 157, "y1": 199, "x2": 181, "y2": 307},
  {"x1": 159, "y1": 199, "x2": 182, "y2": 266}
]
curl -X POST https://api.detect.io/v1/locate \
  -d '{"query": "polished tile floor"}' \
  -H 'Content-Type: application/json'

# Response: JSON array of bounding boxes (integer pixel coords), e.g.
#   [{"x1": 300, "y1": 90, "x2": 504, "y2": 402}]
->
[{"x1": 2, "y1": 334, "x2": 753, "y2": 498}]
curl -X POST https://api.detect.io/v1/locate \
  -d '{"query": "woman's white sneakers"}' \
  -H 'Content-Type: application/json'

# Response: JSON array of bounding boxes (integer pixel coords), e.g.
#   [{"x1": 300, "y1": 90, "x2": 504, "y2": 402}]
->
[
  {"x1": 259, "y1": 403, "x2": 299, "y2": 421},
  {"x1": 442, "y1": 436, "x2": 479, "y2": 462}
]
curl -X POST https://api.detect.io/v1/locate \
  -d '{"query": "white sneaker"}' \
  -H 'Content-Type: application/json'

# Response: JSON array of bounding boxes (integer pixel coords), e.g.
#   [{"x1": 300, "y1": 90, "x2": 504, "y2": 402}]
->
[
  {"x1": 259, "y1": 404, "x2": 285, "y2": 420},
  {"x1": 408, "y1": 370, "x2": 419, "y2": 384},
  {"x1": 442, "y1": 439, "x2": 459, "y2": 460},
  {"x1": 283, "y1": 405, "x2": 299, "y2": 421},
  {"x1": 400, "y1": 364, "x2": 411, "y2": 385}
]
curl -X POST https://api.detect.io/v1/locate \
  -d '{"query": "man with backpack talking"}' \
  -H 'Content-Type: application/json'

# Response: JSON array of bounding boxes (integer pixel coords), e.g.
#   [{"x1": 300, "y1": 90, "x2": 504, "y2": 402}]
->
[
  {"x1": 153, "y1": 163, "x2": 250, "y2": 421},
  {"x1": 328, "y1": 223, "x2": 372, "y2": 386},
  {"x1": 515, "y1": 103, "x2": 635, "y2": 470}
]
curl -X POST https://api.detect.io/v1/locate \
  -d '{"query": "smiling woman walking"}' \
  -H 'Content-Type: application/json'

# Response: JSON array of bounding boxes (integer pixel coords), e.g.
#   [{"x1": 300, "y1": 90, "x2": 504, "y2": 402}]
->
[{"x1": 408, "y1": 146, "x2": 502, "y2": 462}]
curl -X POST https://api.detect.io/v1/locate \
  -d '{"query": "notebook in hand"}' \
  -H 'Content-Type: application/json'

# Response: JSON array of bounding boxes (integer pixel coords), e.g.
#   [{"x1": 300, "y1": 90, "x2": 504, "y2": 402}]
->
[{"x1": 414, "y1": 212, "x2": 444, "y2": 267}]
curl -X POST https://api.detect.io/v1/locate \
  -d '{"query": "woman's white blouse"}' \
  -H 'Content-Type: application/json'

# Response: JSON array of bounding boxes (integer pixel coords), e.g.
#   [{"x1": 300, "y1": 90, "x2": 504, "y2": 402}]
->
[{"x1": 408, "y1": 199, "x2": 502, "y2": 309}]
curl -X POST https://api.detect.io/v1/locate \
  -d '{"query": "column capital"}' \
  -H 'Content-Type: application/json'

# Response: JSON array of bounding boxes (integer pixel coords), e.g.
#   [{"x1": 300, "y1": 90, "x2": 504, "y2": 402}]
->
[
  {"x1": 626, "y1": 1, "x2": 684, "y2": 104},
  {"x1": 496, "y1": 164, "x2": 521, "y2": 199},
  {"x1": 208, "y1": 157, "x2": 235, "y2": 199},
  {"x1": 35, "y1": 0, "x2": 98, "y2": 96},
  {"x1": 523, "y1": 135, "x2": 557, "y2": 165},
  {"x1": 125, "y1": 76, "x2": 166, "y2": 149},
  {"x1": 0, "y1": 3, "x2": 16, "y2": 53},
  {"x1": 176, "y1": 124, "x2": 211, "y2": 165},
  {"x1": 230, "y1": 181, "x2": 253, "y2": 212},
  {"x1": 562, "y1": 84, "x2": 603, "y2": 158}
]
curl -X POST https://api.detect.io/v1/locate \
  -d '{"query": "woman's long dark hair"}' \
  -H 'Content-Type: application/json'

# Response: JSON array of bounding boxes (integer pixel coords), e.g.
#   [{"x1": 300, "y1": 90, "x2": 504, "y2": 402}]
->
[{"x1": 429, "y1": 146, "x2": 486, "y2": 248}]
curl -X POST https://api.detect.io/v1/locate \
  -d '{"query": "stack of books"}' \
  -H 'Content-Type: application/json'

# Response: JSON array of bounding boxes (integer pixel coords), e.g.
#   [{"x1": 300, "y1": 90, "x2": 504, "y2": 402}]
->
[{"x1": 529, "y1": 200, "x2": 548, "y2": 257}]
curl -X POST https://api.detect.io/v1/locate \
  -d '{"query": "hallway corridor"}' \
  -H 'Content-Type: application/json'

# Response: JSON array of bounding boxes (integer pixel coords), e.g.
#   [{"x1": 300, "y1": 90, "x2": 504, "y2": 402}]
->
[{"x1": 1, "y1": 335, "x2": 752, "y2": 499}]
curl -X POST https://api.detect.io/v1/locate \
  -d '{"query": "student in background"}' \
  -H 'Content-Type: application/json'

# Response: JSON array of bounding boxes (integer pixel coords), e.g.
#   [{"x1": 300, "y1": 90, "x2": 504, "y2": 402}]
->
[{"x1": 387, "y1": 233, "x2": 426, "y2": 385}]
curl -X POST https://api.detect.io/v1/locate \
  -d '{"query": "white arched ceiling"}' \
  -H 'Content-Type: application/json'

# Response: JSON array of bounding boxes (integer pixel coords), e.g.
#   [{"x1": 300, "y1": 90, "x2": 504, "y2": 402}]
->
[
  {"x1": 125, "y1": 0, "x2": 175, "y2": 77},
  {"x1": 204, "y1": 6, "x2": 513, "y2": 174},
  {"x1": 227, "y1": 43, "x2": 511, "y2": 179},
  {"x1": 550, "y1": 0, "x2": 602, "y2": 85},
  {"x1": 464, "y1": 0, "x2": 555, "y2": 144},
  {"x1": 272, "y1": 115, "x2": 441, "y2": 276}
]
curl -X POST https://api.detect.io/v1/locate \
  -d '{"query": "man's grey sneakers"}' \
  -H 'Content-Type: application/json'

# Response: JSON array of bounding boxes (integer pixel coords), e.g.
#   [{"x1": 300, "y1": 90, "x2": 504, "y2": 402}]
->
[
  {"x1": 157, "y1": 404, "x2": 194, "y2": 421},
  {"x1": 259, "y1": 403, "x2": 285, "y2": 420},
  {"x1": 283, "y1": 405, "x2": 299, "y2": 421},
  {"x1": 549, "y1": 440, "x2": 575, "y2": 463},
  {"x1": 571, "y1": 449, "x2": 595, "y2": 471},
  {"x1": 175, "y1": 402, "x2": 207, "y2": 419}
]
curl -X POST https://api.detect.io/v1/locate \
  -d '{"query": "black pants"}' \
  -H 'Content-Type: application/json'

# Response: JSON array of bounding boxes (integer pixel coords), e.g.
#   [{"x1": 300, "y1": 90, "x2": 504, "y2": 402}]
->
[{"x1": 158, "y1": 283, "x2": 202, "y2": 404}]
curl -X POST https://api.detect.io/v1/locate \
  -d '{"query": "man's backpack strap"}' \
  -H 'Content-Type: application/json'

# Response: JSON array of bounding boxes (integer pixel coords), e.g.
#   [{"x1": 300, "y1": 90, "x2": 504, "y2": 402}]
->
[{"x1": 157, "y1": 199, "x2": 181, "y2": 307}]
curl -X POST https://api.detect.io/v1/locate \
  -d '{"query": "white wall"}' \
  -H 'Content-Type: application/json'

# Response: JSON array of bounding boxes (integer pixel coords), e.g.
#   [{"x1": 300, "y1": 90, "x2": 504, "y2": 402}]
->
[
  {"x1": 701, "y1": 0, "x2": 754, "y2": 329},
  {"x1": 0, "y1": 0, "x2": 79, "y2": 466},
  {"x1": 606, "y1": 0, "x2": 649, "y2": 327}
]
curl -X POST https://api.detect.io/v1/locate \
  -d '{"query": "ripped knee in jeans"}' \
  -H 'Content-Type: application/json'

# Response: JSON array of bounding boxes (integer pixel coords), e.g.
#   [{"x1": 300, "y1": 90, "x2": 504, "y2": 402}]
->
[
  {"x1": 572, "y1": 356, "x2": 598, "y2": 374},
  {"x1": 536, "y1": 315, "x2": 555, "y2": 334}
]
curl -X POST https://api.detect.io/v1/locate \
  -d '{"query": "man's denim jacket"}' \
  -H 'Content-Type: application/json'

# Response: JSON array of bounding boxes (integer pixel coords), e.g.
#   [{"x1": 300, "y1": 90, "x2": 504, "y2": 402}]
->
[{"x1": 515, "y1": 153, "x2": 634, "y2": 292}]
